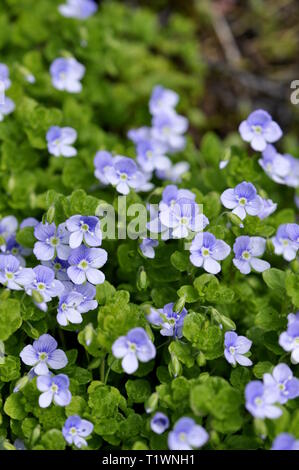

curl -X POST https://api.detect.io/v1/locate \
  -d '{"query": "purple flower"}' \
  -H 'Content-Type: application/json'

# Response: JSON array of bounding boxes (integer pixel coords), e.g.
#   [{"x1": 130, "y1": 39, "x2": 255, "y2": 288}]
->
[
  {"x1": 127, "y1": 126, "x2": 152, "y2": 145},
  {"x1": 66, "y1": 215, "x2": 102, "y2": 248},
  {"x1": 136, "y1": 140, "x2": 171, "y2": 173},
  {"x1": 152, "y1": 111, "x2": 188, "y2": 153},
  {"x1": 224, "y1": 331, "x2": 252, "y2": 367},
  {"x1": 156, "y1": 161, "x2": 190, "y2": 183},
  {"x1": 149, "y1": 86, "x2": 179, "y2": 116},
  {"x1": 139, "y1": 238, "x2": 158, "y2": 259},
  {"x1": 62, "y1": 415, "x2": 93, "y2": 448},
  {"x1": 0, "y1": 97, "x2": 15, "y2": 121},
  {"x1": 159, "y1": 198, "x2": 205, "y2": 239},
  {"x1": 147, "y1": 303, "x2": 187, "y2": 338},
  {"x1": 159, "y1": 185, "x2": 196, "y2": 210},
  {"x1": 245, "y1": 381, "x2": 282, "y2": 419},
  {"x1": 46, "y1": 126, "x2": 77, "y2": 157},
  {"x1": 5, "y1": 235, "x2": 31, "y2": 266},
  {"x1": 258, "y1": 198, "x2": 277, "y2": 219},
  {"x1": 67, "y1": 245, "x2": 107, "y2": 285},
  {"x1": 239, "y1": 110, "x2": 282, "y2": 151},
  {"x1": 37, "y1": 374, "x2": 72, "y2": 408},
  {"x1": 112, "y1": 327, "x2": 156, "y2": 374},
  {"x1": 272, "y1": 433, "x2": 299, "y2": 450},
  {"x1": 20, "y1": 334, "x2": 68, "y2": 376},
  {"x1": 42, "y1": 257, "x2": 70, "y2": 281},
  {"x1": 34, "y1": 222, "x2": 70, "y2": 261},
  {"x1": 259, "y1": 145, "x2": 291, "y2": 184},
  {"x1": 221, "y1": 182, "x2": 263, "y2": 220},
  {"x1": 57, "y1": 286, "x2": 97, "y2": 326},
  {"x1": 279, "y1": 320, "x2": 299, "y2": 364},
  {"x1": 287, "y1": 312, "x2": 299, "y2": 326},
  {"x1": 94, "y1": 150, "x2": 114, "y2": 185},
  {"x1": 263, "y1": 363, "x2": 299, "y2": 405},
  {"x1": 26, "y1": 265, "x2": 65, "y2": 309},
  {"x1": 233, "y1": 236, "x2": 270, "y2": 274},
  {"x1": 0, "y1": 216, "x2": 18, "y2": 250},
  {"x1": 50, "y1": 57, "x2": 85, "y2": 93},
  {"x1": 168, "y1": 417, "x2": 209, "y2": 451},
  {"x1": 0, "y1": 254, "x2": 34, "y2": 290},
  {"x1": 272, "y1": 224, "x2": 299, "y2": 261},
  {"x1": 105, "y1": 156, "x2": 146, "y2": 195},
  {"x1": 150, "y1": 412, "x2": 169, "y2": 434},
  {"x1": 0, "y1": 63, "x2": 11, "y2": 90},
  {"x1": 20, "y1": 217, "x2": 39, "y2": 229},
  {"x1": 190, "y1": 232, "x2": 231, "y2": 274},
  {"x1": 59, "y1": 0, "x2": 97, "y2": 19}
]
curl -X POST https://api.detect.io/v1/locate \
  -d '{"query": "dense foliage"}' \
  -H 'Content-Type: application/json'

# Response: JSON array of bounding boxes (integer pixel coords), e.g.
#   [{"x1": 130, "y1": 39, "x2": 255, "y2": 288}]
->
[{"x1": 0, "y1": 0, "x2": 299, "y2": 451}]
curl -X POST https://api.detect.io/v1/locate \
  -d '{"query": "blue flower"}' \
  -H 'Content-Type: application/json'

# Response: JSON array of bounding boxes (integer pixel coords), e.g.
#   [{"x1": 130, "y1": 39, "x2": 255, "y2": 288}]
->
[
  {"x1": 259, "y1": 145, "x2": 291, "y2": 185},
  {"x1": 152, "y1": 111, "x2": 188, "y2": 153},
  {"x1": 67, "y1": 245, "x2": 107, "y2": 285},
  {"x1": 168, "y1": 417, "x2": 209, "y2": 450},
  {"x1": 136, "y1": 140, "x2": 171, "y2": 173},
  {"x1": 0, "y1": 215, "x2": 18, "y2": 250},
  {"x1": 57, "y1": 285, "x2": 97, "y2": 325},
  {"x1": 104, "y1": 156, "x2": 146, "y2": 195},
  {"x1": 150, "y1": 412, "x2": 169, "y2": 434},
  {"x1": 279, "y1": 320, "x2": 299, "y2": 364},
  {"x1": 46, "y1": 126, "x2": 77, "y2": 157},
  {"x1": 139, "y1": 238, "x2": 158, "y2": 259},
  {"x1": 245, "y1": 380, "x2": 282, "y2": 419},
  {"x1": 112, "y1": 327, "x2": 156, "y2": 374},
  {"x1": 20, "y1": 334, "x2": 68, "y2": 376},
  {"x1": 37, "y1": 373, "x2": 72, "y2": 408},
  {"x1": 50, "y1": 57, "x2": 85, "y2": 93},
  {"x1": 263, "y1": 363, "x2": 299, "y2": 405},
  {"x1": 20, "y1": 217, "x2": 39, "y2": 229},
  {"x1": 127, "y1": 126, "x2": 152, "y2": 145},
  {"x1": 239, "y1": 109, "x2": 282, "y2": 151},
  {"x1": 0, "y1": 63, "x2": 11, "y2": 90},
  {"x1": 147, "y1": 303, "x2": 187, "y2": 338},
  {"x1": 42, "y1": 257, "x2": 70, "y2": 282},
  {"x1": 33, "y1": 222, "x2": 70, "y2": 261},
  {"x1": 159, "y1": 197, "x2": 205, "y2": 239},
  {"x1": 94, "y1": 150, "x2": 114, "y2": 185},
  {"x1": 221, "y1": 181, "x2": 262, "y2": 221},
  {"x1": 156, "y1": 161, "x2": 190, "y2": 182},
  {"x1": 233, "y1": 236, "x2": 270, "y2": 274},
  {"x1": 272, "y1": 223, "x2": 299, "y2": 261},
  {"x1": 0, "y1": 97, "x2": 15, "y2": 121},
  {"x1": 26, "y1": 265, "x2": 65, "y2": 311},
  {"x1": 62, "y1": 415, "x2": 94, "y2": 448},
  {"x1": 190, "y1": 232, "x2": 231, "y2": 274},
  {"x1": 224, "y1": 331, "x2": 252, "y2": 367},
  {"x1": 5, "y1": 235, "x2": 31, "y2": 266},
  {"x1": 149, "y1": 85, "x2": 179, "y2": 116},
  {"x1": 59, "y1": 0, "x2": 97, "y2": 19},
  {"x1": 66, "y1": 215, "x2": 102, "y2": 248},
  {"x1": 271, "y1": 433, "x2": 299, "y2": 450},
  {"x1": 258, "y1": 198, "x2": 277, "y2": 219},
  {"x1": 0, "y1": 254, "x2": 34, "y2": 290}
]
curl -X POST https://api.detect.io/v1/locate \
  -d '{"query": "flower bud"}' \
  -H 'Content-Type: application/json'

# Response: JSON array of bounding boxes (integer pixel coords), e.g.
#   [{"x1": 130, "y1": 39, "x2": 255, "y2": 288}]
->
[
  {"x1": 227, "y1": 212, "x2": 244, "y2": 228},
  {"x1": 84, "y1": 323, "x2": 94, "y2": 347},
  {"x1": 137, "y1": 267, "x2": 147, "y2": 291},
  {"x1": 174, "y1": 295, "x2": 186, "y2": 313},
  {"x1": 46, "y1": 205, "x2": 55, "y2": 224},
  {"x1": 145, "y1": 392, "x2": 159, "y2": 414},
  {"x1": 13, "y1": 375, "x2": 29, "y2": 393},
  {"x1": 30, "y1": 425, "x2": 41, "y2": 446},
  {"x1": 32, "y1": 290, "x2": 44, "y2": 304},
  {"x1": 168, "y1": 354, "x2": 182, "y2": 378}
]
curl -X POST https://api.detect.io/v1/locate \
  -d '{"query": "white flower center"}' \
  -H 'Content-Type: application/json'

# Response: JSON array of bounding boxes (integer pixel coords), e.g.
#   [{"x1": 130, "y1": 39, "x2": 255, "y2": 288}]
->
[
  {"x1": 70, "y1": 427, "x2": 77, "y2": 436},
  {"x1": 50, "y1": 236, "x2": 59, "y2": 247},
  {"x1": 120, "y1": 173, "x2": 128, "y2": 181},
  {"x1": 37, "y1": 283, "x2": 46, "y2": 290},
  {"x1": 5, "y1": 272, "x2": 14, "y2": 280},
  {"x1": 79, "y1": 259, "x2": 89, "y2": 270},
  {"x1": 242, "y1": 250, "x2": 251, "y2": 260},
  {"x1": 202, "y1": 248, "x2": 210, "y2": 257},
  {"x1": 252, "y1": 125, "x2": 262, "y2": 134},
  {"x1": 128, "y1": 342, "x2": 136, "y2": 352},
  {"x1": 254, "y1": 397, "x2": 263, "y2": 406},
  {"x1": 229, "y1": 346, "x2": 235, "y2": 355},
  {"x1": 239, "y1": 197, "x2": 247, "y2": 206},
  {"x1": 51, "y1": 384, "x2": 58, "y2": 393},
  {"x1": 39, "y1": 352, "x2": 48, "y2": 361},
  {"x1": 179, "y1": 432, "x2": 187, "y2": 442}
]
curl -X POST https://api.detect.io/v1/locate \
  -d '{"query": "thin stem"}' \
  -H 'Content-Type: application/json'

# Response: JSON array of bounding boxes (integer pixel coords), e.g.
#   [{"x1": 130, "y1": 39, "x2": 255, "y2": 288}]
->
[{"x1": 100, "y1": 356, "x2": 106, "y2": 382}]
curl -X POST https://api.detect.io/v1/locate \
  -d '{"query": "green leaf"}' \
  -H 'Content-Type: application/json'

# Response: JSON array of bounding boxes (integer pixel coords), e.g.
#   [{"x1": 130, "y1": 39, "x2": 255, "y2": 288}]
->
[
  {"x1": 125, "y1": 379, "x2": 151, "y2": 403},
  {"x1": 41, "y1": 430, "x2": 66, "y2": 450},
  {"x1": 4, "y1": 394, "x2": 26, "y2": 420},
  {"x1": 0, "y1": 299, "x2": 22, "y2": 341}
]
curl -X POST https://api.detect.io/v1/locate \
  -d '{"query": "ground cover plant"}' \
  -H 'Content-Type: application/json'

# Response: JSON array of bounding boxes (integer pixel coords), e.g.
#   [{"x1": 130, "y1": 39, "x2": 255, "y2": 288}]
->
[{"x1": 0, "y1": 0, "x2": 299, "y2": 451}]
